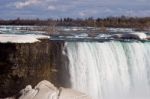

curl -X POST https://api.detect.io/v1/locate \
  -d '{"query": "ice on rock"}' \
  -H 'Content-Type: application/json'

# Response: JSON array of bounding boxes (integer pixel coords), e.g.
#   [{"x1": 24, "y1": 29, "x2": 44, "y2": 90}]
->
[
  {"x1": 0, "y1": 34, "x2": 50, "y2": 43},
  {"x1": 18, "y1": 80, "x2": 91, "y2": 99},
  {"x1": 111, "y1": 32, "x2": 147, "y2": 40}
]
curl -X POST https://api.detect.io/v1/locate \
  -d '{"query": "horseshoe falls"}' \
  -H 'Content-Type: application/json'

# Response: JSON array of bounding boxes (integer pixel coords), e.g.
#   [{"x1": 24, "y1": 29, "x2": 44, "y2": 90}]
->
[{"x1": 65, "y1": 41, "x2": 150, "y2": 99}]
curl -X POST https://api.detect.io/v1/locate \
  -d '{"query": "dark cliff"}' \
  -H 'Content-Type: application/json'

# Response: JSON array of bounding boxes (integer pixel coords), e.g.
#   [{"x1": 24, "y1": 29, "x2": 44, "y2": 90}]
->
[{"x1": 0, "y1": 40, "x2": 70, "y2": 98}]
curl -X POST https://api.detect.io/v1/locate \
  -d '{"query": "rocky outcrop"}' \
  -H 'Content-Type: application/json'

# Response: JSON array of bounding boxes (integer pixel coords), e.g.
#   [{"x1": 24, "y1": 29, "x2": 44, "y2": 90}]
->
[
  {"x1": 111, "y1": 32, "x2": 147, "y2": 40},
  {"x1": 0, "y1": 40, "x2": 70, "y2": 98},
  {"x1": 6, "y1": 80, "x2": 91, "y2": 99}
]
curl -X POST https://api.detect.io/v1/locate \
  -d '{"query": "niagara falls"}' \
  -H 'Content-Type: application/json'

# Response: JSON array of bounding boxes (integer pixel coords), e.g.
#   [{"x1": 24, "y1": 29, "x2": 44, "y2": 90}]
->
[{"x1": 0, "y1": 0, "x2": 150, "y2": 99}]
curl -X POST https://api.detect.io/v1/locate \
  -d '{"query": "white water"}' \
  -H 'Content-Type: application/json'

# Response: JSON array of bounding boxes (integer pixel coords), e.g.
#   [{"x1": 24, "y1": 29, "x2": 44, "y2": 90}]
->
[{"x1": 65, "y1": 41, "x2": 150, "y2": 99}]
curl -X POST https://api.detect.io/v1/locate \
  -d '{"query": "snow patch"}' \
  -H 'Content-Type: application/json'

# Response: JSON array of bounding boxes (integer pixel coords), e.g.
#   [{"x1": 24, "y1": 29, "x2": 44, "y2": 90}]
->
[{"x1": 0, "y1": 34, "x2": 50, "y2": 43}]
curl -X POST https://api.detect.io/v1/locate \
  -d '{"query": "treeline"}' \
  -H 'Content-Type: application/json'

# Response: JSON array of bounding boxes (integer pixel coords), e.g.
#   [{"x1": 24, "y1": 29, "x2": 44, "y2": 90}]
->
[{"x1": 0, "y1": 16, "x2": 150, "y2": 29}]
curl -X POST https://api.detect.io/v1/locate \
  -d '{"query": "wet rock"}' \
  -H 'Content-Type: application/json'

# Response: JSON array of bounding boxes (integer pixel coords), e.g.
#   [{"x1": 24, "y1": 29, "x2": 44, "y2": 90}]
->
[{"x1": 0, "y1": 40, "x2": 70, "y2": 97}]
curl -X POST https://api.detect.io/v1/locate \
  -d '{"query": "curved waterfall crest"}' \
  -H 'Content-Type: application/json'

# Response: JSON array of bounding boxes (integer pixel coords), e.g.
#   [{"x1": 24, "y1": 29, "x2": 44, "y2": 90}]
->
[{"x1": 65, "y1": 41, "x2": 150, "y2": 99}]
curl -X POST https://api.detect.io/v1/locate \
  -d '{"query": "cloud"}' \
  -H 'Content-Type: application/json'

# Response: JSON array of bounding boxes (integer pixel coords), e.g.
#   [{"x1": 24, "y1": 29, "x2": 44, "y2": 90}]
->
[
  {"x1": 79, "y1": 12, "x2": 86, "y2": 17},
  {"x1": 15, "y1": 0, "x2": 42, "y2": 9},
  {"x1": 125, "y1": 9, "x2": 150, "y2": 17},
  {"x1": 48, "y1": 5, "x2": 56, "y2": 10},
  {"x1": 1, "y1": 0, "x2": 150, "y2": 19},
  {"x1": 78, "y1": 9, "x2": 98, "y2": 17}
]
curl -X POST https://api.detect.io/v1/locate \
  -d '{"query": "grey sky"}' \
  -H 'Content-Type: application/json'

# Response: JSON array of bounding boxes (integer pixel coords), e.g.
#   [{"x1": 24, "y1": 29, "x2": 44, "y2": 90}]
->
[{"x1": 0, "y1": 0, "x2": 150, "y2": 19}]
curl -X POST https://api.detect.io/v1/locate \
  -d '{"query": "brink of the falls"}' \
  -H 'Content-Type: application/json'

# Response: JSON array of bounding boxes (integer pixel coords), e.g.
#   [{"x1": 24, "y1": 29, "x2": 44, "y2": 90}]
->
[{"x1": 65, "y1": 41, "x2": 150, "y2": 99}]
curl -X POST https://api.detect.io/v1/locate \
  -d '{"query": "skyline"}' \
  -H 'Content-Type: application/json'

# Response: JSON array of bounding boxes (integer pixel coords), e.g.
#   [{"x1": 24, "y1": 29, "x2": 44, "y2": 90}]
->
[{"x1": 0, "y1": 0, "x2": 150, "y2": 19}]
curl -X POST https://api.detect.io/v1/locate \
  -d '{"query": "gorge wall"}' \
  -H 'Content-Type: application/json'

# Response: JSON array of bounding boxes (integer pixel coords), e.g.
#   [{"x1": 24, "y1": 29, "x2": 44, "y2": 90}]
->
[{"x1": 0, "y1": 40, "x2": 70, "y2": 98}]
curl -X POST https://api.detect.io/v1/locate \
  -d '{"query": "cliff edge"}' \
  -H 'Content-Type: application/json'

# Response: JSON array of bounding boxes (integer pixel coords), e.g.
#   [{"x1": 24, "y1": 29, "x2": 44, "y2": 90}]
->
[{"x1": 0, "y1": 39, "x2": 70, "y2": 98}]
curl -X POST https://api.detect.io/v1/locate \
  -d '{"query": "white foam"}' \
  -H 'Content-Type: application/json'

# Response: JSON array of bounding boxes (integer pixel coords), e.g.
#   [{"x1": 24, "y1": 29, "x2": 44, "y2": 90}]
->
[
  {"x1": 66, "y1": 42, "x2": 150, "y2": 99},
  {"x1": 108, "y1": 28, "x2": 133, "y2": 32}
]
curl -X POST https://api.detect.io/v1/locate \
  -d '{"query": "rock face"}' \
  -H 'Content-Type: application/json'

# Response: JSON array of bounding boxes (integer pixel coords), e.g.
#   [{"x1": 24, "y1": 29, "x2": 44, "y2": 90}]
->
[
  {"x1": 18, "y1": 80, "x2": 91, "y2": 99},
  {"x1": 111, "y1": 32, "x2": 147, "y2": 40},
  {"x1": 0, "y1": 40, "x2": 70, "y2": 98}
]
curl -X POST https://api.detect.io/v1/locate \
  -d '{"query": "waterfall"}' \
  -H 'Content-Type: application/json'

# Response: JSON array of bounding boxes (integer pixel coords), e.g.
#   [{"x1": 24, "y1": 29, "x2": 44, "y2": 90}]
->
[{"x1": 65, "y1": 41, "x2": 150, "y2": 99}]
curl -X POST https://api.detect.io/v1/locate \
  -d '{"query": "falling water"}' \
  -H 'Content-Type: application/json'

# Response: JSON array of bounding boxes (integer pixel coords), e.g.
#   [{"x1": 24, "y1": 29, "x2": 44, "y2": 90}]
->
[{"x1": 65, "y1": 41, "x2": 150, "y2": 99}]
